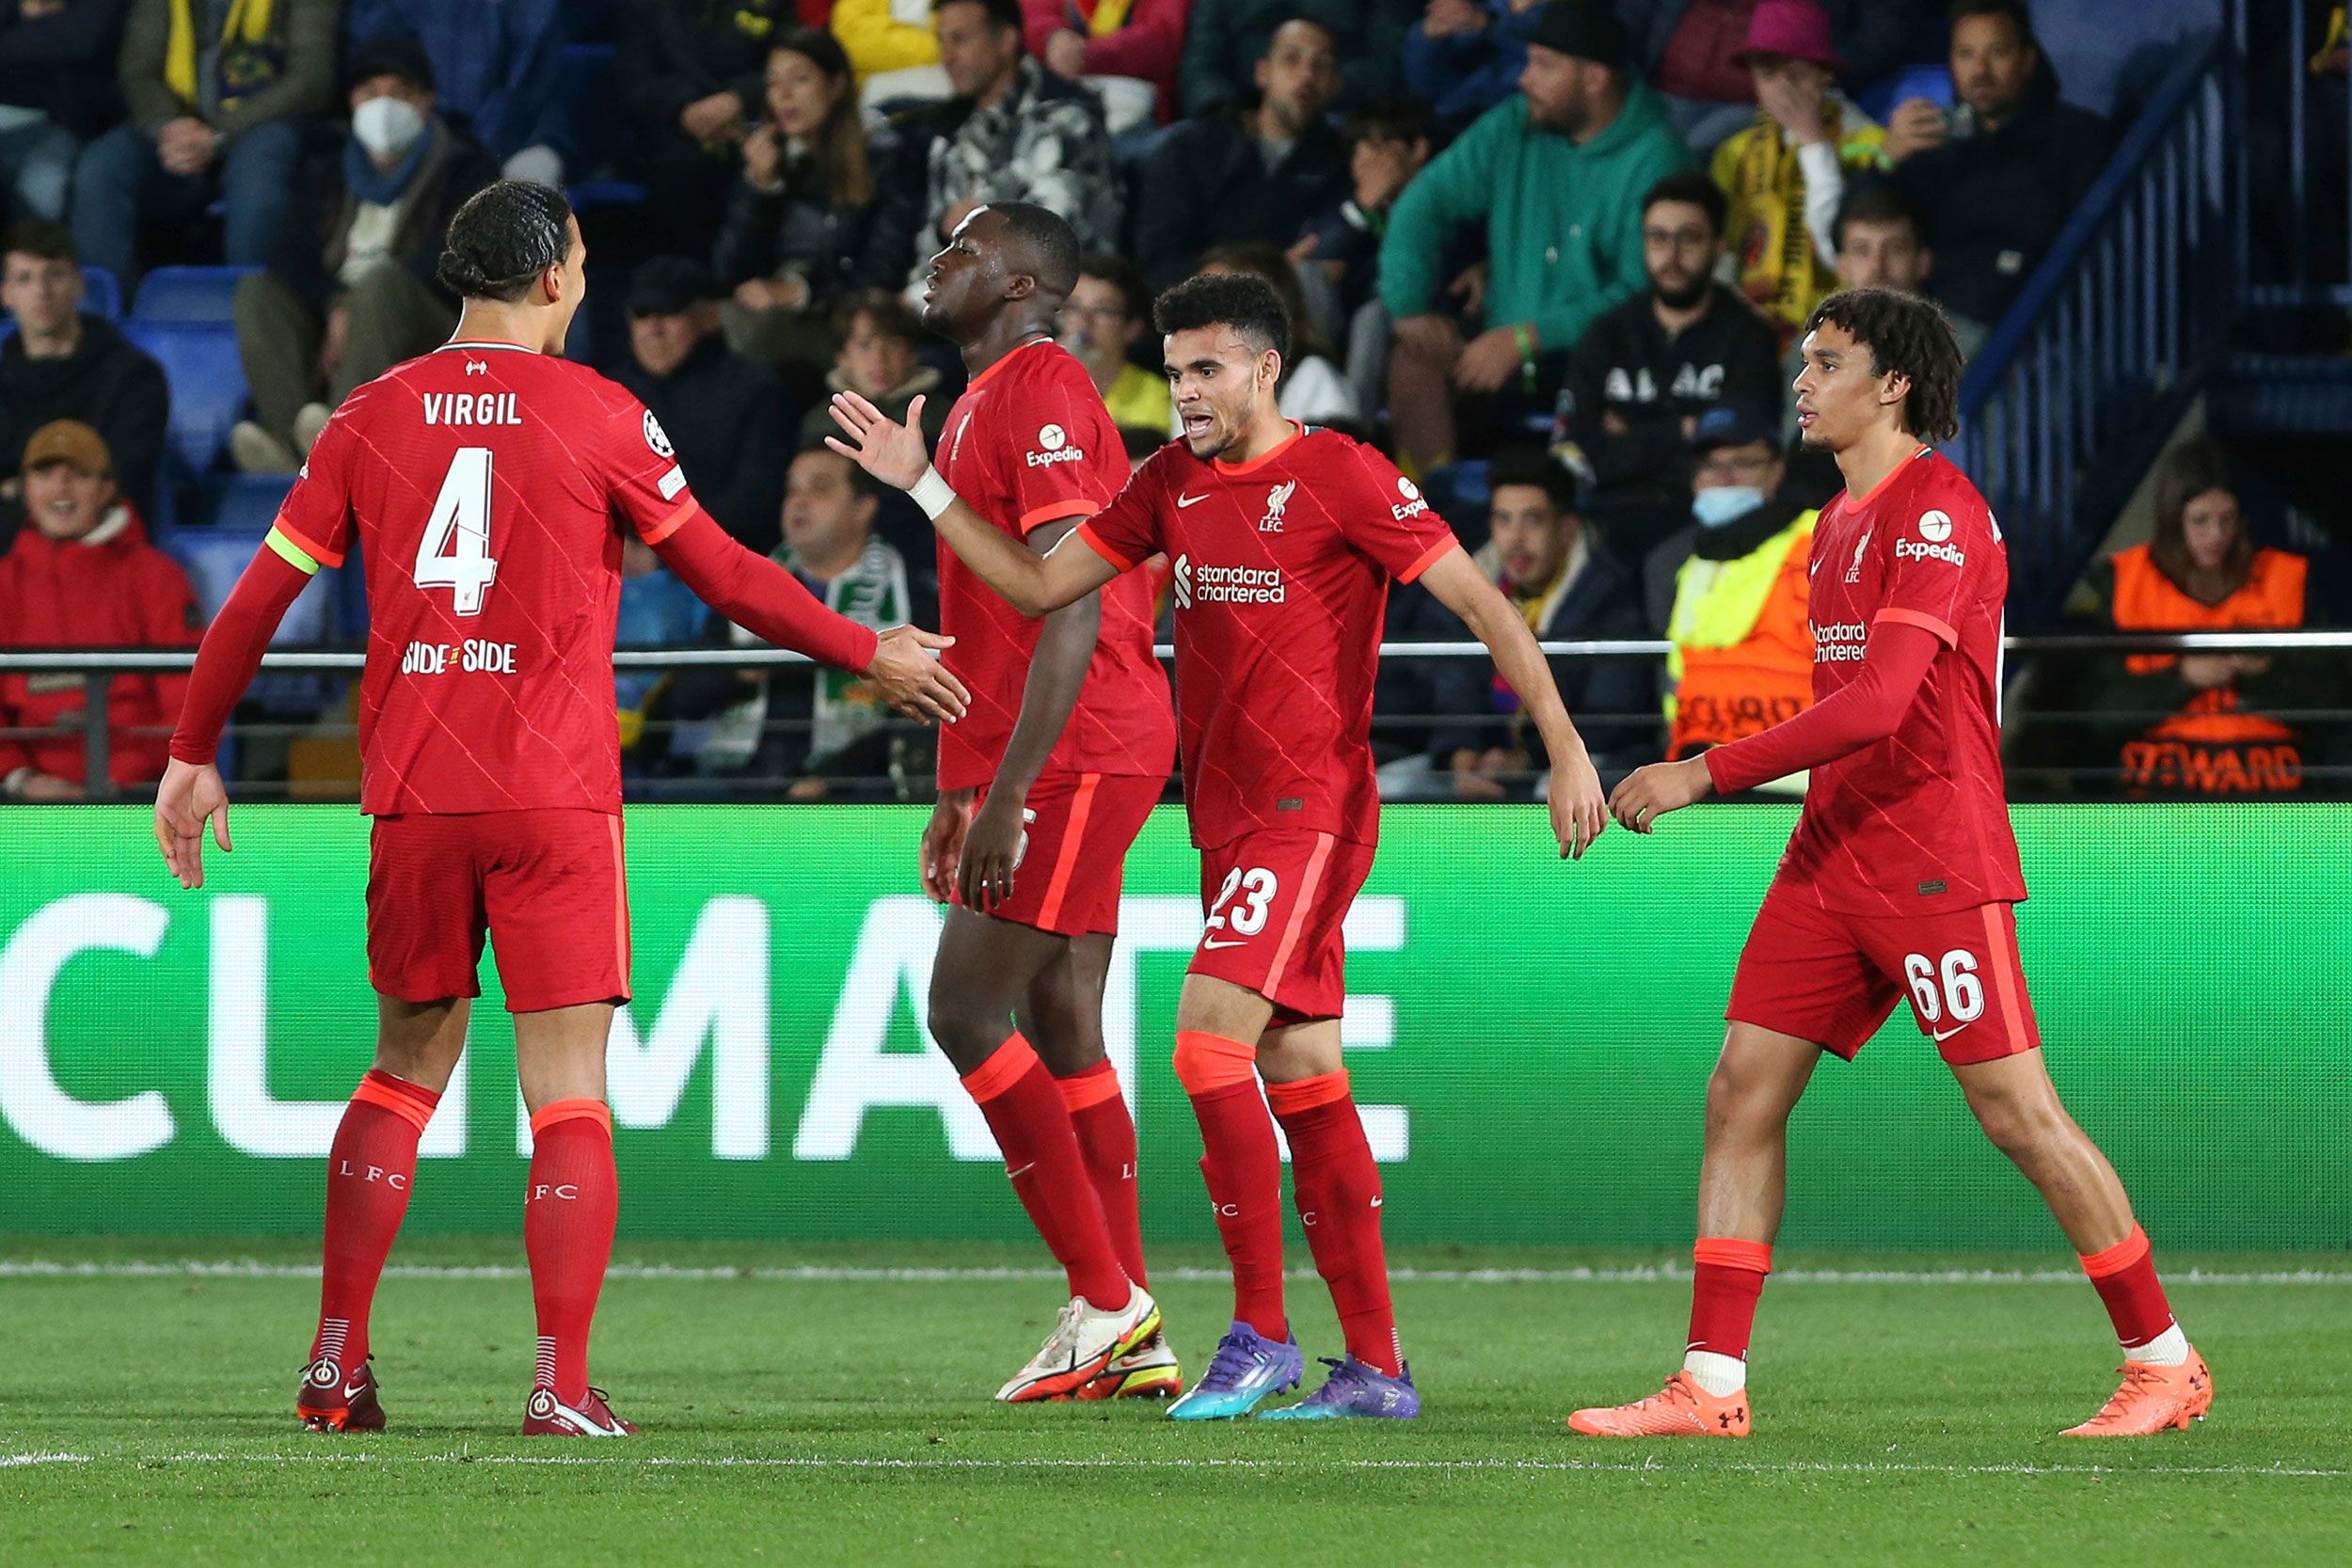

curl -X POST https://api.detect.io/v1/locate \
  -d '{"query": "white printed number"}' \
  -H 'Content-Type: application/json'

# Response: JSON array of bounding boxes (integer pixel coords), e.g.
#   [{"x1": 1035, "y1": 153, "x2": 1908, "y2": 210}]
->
[
  {"x1": 1205, "y1": 866, "x2": 1279, "y2": 937},
  {"x1": 412, "y1": 447, "x2": 500, "y2": 616},
  {"x1": 1902, "y1": 949, "x2": 1983, "y2": 1025}
]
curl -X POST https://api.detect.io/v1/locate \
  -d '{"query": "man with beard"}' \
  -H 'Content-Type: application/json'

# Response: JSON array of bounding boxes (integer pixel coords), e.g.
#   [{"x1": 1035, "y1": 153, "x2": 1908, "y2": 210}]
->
[
  {"x1": 1379, "y1": 0, "x2": 1689, "y2": 475},
  {"x1": 1563, "y1": 170, "x2": 1783, "y2": 554}
]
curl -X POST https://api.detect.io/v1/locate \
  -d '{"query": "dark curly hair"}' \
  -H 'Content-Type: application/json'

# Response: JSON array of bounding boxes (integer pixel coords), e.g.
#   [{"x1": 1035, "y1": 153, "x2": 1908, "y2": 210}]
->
[
  {"x1": 1804, "y1": 286, "x2": 1964, "y2": 442},
  {"x1": 437, "y1": 181, "x2": 574, "y2": 303},
  {"x1": 1152, "y1": 270, "x2": 1290, "y2": 363}
]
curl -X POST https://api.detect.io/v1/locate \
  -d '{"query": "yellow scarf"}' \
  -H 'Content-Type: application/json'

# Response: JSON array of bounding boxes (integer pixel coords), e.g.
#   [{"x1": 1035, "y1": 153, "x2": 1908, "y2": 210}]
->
[
  {"x1": 1076, "y1": 0, "x2": 1134, "y2": 37},
  {"x1": 165, "y1": 0, "x2": 275, "y2": 110}
]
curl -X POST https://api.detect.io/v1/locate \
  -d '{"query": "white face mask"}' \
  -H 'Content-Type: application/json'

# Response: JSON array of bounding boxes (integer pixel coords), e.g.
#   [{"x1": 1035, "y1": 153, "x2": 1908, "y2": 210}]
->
[
  {"x1": 1692, "y1": 484, "x2": 1765, "y2": 529},
  {"x1": 353, "y1": 95, "x2": 426, "y2": 160}
]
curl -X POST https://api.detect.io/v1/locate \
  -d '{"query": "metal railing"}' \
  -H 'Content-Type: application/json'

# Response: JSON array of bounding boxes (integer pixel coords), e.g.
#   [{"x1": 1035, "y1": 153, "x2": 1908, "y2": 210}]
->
[
  {"x1": 6, "y1": 632, "x2": 2348, "y2": 802},
  {"x1": 1953, "y1": 24, "x2": 2241, "y2": 620}
]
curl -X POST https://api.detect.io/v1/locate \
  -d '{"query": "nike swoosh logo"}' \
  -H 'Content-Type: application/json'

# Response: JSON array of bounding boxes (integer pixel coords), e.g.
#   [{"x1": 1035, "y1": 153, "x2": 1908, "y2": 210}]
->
[
  {"x1": 342, "y1": 1382, "x2": 368, "y2": 1400},
  {"x1": 1201, "y1": 937, "x2": 1249, "y2": 949},
  {"x1": 1809, "y1": 558, "x2": 1823, "y2": 577},
  {"x1": 1931, "y1": 1023, "x2": 1970, "y2": 1043},
  {"x1": 1176, "y1": 493, "x2": 1210, "y2": 508}
]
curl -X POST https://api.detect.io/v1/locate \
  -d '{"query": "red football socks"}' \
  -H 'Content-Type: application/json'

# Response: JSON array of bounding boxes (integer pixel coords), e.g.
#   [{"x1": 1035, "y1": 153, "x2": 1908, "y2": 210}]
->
[
  {"x1": 2080, "y1": 1225, "x2": 2177, "y2": 1350},
  {"x1": 1057, "y1": 1059, "x2": 1147, "y2": 1290},
  {"x1": 1687, "y1": 1237, "x2": 1773, "y2": 1360},
  {"x1": 962, "y1": 1035, "x2": 1130, "y2": 1310},
  {"x1": 1173, "y1": 1030, "x2": 1287, "y2": 1340},
  {"x1": 524, "y1": 1100, "x2": 618, "y2": 1403},
  {"x1": 311, "y1": 1069, "x2": 439, "y2": 1370},
  {"x1": 1269, "y1": 1072, "x2": 1401, "y2": 1377}
]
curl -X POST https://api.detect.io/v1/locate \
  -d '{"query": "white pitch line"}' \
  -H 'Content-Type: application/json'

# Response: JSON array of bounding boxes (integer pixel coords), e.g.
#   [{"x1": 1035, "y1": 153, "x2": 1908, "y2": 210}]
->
[
  {"x1": 0, "y1": 1451, "x2": 2339, "y2": 1481},
  {"x1": 1, "y1": 1260, "x2": 2346, "y2": 1287}
]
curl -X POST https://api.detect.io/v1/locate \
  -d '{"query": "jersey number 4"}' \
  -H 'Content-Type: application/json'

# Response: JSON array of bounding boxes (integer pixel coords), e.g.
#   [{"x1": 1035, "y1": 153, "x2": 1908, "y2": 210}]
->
[{"x1": 414, "y1": 446, "x2": 500, "y2": 616}]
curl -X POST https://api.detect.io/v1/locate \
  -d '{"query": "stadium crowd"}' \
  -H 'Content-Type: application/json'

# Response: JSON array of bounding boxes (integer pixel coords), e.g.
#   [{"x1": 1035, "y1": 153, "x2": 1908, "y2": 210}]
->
[{"x1": 0, "y1": 0, "x2": 2337, "y2": 804}]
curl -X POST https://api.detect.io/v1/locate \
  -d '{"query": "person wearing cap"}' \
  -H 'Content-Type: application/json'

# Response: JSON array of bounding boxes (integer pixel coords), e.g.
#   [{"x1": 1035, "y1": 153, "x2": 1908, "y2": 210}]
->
[
  {"x1": 0, "y1": 219, "x2": 170, "y2": 544},
  {"x1": 1708, "y1": 0, "x2": 1887, "y2": 344},
  {"x1": 229, "y1": 32, "x2": 499, "y2": 474},
  {"x1": 1641, "y1": 404, "x2": 1817, "y2": 779},
  {"x1": 71, "y1": 0, "x2": 339, "y2": 285},
  {"x1": 1380, "y1": 0, "x2": 1690, "y2": 478},
  {"x1": 0, "y1": 420, "x2": 198, "y2": 802},
  {"x1": 615, "y1": 253, "x2": 790, "y2": 558},
  {"x1": 1561, "y1": 168, "x2": 1783, "y2": 550}
]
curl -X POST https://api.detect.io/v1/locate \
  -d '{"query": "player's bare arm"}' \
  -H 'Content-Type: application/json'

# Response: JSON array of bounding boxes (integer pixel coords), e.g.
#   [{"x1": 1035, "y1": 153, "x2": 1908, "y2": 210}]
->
[
  {"x1": 921, "y1": 788, "x2": 974, "y2": 903},
  {"x1": 825, "y1": 390, "x2": 1121, "y2": 616},
  {"x1": 957, "y1": 515, "x2": 1104, "y2": 912},
  {"x1": 1417, "y1": 544, "x2": 1607, "y2": 860}
]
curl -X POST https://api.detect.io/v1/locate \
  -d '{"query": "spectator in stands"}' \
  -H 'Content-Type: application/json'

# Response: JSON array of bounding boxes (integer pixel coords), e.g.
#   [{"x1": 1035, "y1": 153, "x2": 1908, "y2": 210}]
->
[
  {"x1": 0, "y1": 0, "x2": 125, "y2": 223},
  {"x1": 1627, "y1": 0, "x2": 1930, "y2": 151},
  {"x1": 1063, "y1": 251, "x2": 1169, "y2": 430},
  {"x1": 0, "y1": 420, "x2": 194, "y2": 801},
  {"x1": 662, "y1": 442, "x2": 936, "y2": 796},
  {"x1": 1381, "y1": 0, "x2": 1689, "y2": 476},
  {"x1": 1024, "y1": 0, "x2": 1188, "y2": 133},
  {"x1": 72, "y1": 0, "x2": 336, "y2": 284},
  {"x1": 617, "y1": 0, "x2": 794, "y2": 238},
  {"x1": 1179, "y1": 0, "x2": 1414, "y2": 118},
  {"x1": 1562, "y1": 170, "x2": 1781, "y2": 549},
  {"x1": 712, "y1": 25, "x2": 900, "y2": 382},
  {"x1": 1291, "y1": 96, "x2": 1433, "y2": 317},
  {"x1": 898, "y1": 0, "x2": 1121, "y2": 266},
  {"x1": 1710, "y1": 0, "x2": 1884, "y2": 344},
  {"x1": 1642, "y1": 404, "x2": 1817, "y2": 775},
  {"x1": 344, "y1": 0, "x2": 569, "y2": 187},
  {"x1": 795, "y1": 284, "x2": 950, "y2": 449},
  {"x1": 2077, "y1": 440, "x2": 2330, "y2": 798},
  {"x1": 832, "y1": 0, "x2": 947, "y2": 106},
  {"x1": 0, "y1": 221, "x2": 167, "y2": 537},
  {"x1": 1380, "y1": 445, "x2": 1648, "y2": 798},
  {"x1": 228, "y1": 35, "x2": 500, "y2": 475},
  {"x1": 1135, "y1": 16, "x2": 1346, "y2": 293},
  {"x1": 615, "y1": 256, "x2": 791, "y2": 556},
  {"x1": 1197, "y1": 243, "x2": 1361, "y2": 427},
  {"x1": 1405, "y1": 0, "x2": 1545, "y2": 134},
  {"x1": 1888, "y1": 0, "x2": 2109, "y2": 330},
  {"x1": 1829, "y1": 179, "x2": 1985, "y2": 357}
]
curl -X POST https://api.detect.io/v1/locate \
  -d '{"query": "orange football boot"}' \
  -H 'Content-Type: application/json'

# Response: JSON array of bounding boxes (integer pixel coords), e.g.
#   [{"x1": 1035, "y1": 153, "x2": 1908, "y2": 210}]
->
[
  {"x1": 1568, "y1": 1371, "x2": 1751, "y2": 1437},
  {"x1": 2061, "y1": 1350, "x2": 2212, "y2": 1436}
]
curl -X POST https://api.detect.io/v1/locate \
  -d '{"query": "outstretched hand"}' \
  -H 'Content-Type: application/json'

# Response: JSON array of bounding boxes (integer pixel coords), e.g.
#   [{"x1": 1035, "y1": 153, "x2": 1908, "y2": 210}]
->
[
  {"x1": 154, "y1": 757, "x2": 231, "y2": 889},
  {"x1": 866, "y1": 624, "x2": 969, "y2": 724},
  {"x1": 825, "y1": 390, "x2": 931, "y2": 492}
]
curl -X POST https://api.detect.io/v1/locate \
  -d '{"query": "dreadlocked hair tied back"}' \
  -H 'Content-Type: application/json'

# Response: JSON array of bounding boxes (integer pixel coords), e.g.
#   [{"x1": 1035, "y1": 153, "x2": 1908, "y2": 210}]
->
[{"x1": 437, "y1": 181, "x2": 574, "y2": 304}]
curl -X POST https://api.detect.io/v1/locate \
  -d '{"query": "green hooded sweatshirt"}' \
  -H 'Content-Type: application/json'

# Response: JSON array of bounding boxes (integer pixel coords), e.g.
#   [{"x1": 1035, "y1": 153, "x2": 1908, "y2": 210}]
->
[{"x1": 1378, "y1": 78, "x2": 1692, "y2": 358}]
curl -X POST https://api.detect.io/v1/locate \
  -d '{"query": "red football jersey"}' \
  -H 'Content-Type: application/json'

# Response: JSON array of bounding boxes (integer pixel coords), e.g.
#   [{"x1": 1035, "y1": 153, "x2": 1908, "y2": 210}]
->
[
  {"x1": 933, "y1": 339, "x2": 1174, "y2": 791},
  {"x1": 1782, "y1": 446, "x2": 2027, "y2": 914},
  {"x1": 275, "y1": 341, "x2": 699, "y2": 816},
  {"x1": 1078, "y1": 423, "x2": 1456, "y2": 850}
]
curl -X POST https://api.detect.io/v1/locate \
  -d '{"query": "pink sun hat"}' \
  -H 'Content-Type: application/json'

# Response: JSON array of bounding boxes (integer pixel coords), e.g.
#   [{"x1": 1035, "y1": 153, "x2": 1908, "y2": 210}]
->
[{"x1": 1735, "y1": 0, "x2": 1847, "y2": 73}]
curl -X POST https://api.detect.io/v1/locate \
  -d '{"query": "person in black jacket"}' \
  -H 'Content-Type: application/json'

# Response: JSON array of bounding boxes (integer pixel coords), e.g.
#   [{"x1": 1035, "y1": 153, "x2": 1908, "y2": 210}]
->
[
  {"x1": 0, "y1": 0, "x2": 127, "y2": 222},
  {"x1": 0, "y1": 219, "x2": 167, "y2": 544},
  {"x1": 612, "y1": 255, "x2": 789, "y2": 557},
  {"x1": 711, "y1": 25, "x2": 898, "y2": 386},
  {"x1": 1133, "y1": 16, "x2": 1348, "y2": 293},
  {"x1": 1889, "y1": 0, "x2": 2109, "y2": 329},
  {"x1": 1562, "y1": 169, "x2": 1783, "y2": 558},
  {"x1": 616, "y1": 0, "x2": 794, "y2": 237},
  {"x1": 229, "y1": 34, "x2": 500, "y2": 473}
]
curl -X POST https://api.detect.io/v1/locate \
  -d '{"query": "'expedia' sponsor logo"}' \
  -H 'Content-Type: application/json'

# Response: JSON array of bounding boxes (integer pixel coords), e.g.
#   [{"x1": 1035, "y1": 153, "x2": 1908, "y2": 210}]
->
[
  {"x1": 1897, "y1": 536, "x2": 1965, "y2": 566},
  {"x1": 1814, "y1": 621, "x2": 1868, "y2": 662},
  {"x1": 1391, "y1": 474, "x2": 1428, "y2": 521},
  {"x1": 1025, "y1": 421, "x2": 1086, "y2": 467},
  {"x1": 1172, "y1": 552, "x2": 1284, "y2": 610}
]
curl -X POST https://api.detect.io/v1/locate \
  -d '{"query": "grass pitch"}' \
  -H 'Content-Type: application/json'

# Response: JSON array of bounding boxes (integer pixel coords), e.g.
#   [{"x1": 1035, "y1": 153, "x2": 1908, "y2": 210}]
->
[{"x1": 2, "y1": 1237, "x2": 2344, "y2": 1567}]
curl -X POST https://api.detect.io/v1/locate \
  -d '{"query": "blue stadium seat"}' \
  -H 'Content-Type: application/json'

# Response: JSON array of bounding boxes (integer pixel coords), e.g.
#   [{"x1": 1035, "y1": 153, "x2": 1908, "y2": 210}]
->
[
  {"x1": 81, "y1": 266, "x2": 123, "y2": 321},
  {"x1": 201, "y1": 473, "x2": 294, "y2": 532},
  {"x1": 163, "y1": 518, "x2": 342, "y2": 719},
  {"x1": 121, "y1": 320, "x2": 248, "y2": 473},
  {"x1": 132, "y1": 265, "x2": 260, "y2": 324}
]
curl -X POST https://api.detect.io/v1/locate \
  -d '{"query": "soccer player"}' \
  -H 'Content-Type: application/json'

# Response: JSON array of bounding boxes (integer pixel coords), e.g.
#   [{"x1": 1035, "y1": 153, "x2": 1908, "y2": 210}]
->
[
  {"x1": 830, "y1": 271, "x2": 1611, "y2": 1420},
  {"x1": 152, "y1": 182, "x2": 969, "y2": 1438},
  {"x1": 1580, "y1": 287, "x2": 2211, "y2": 1439},
  {"x1": 911, "y1": 202, "x2": 1176, "y2": 1402}
]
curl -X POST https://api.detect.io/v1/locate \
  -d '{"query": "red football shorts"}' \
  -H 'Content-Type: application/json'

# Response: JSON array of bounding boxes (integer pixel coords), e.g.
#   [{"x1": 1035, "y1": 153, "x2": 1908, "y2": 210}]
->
[
  {"x1": 366, "y1": 809, "x2": 631, "y2": 1013},
  {"x1": 950, "y1": 769, "x2": 1162, "y2": 937},
  {"x1": 1187, "y1": 829, "x2": 1377, "y2": 1024},
  {"x1": 1727, "y1": 879, "x2": 2041, "y2": 1065}
]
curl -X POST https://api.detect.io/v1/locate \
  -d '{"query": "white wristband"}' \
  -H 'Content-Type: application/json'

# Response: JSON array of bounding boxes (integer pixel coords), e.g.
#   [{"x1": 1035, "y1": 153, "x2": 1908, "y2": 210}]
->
[{"x1": 909, "y1": 465, "x2": 957, "y2": 520}]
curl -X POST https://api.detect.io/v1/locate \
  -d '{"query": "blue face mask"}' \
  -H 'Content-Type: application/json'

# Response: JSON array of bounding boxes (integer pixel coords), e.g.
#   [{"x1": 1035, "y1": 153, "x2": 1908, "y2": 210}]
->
[{"x1": 1692, "y1": 484, "x2": 1764, "y2": 528}]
